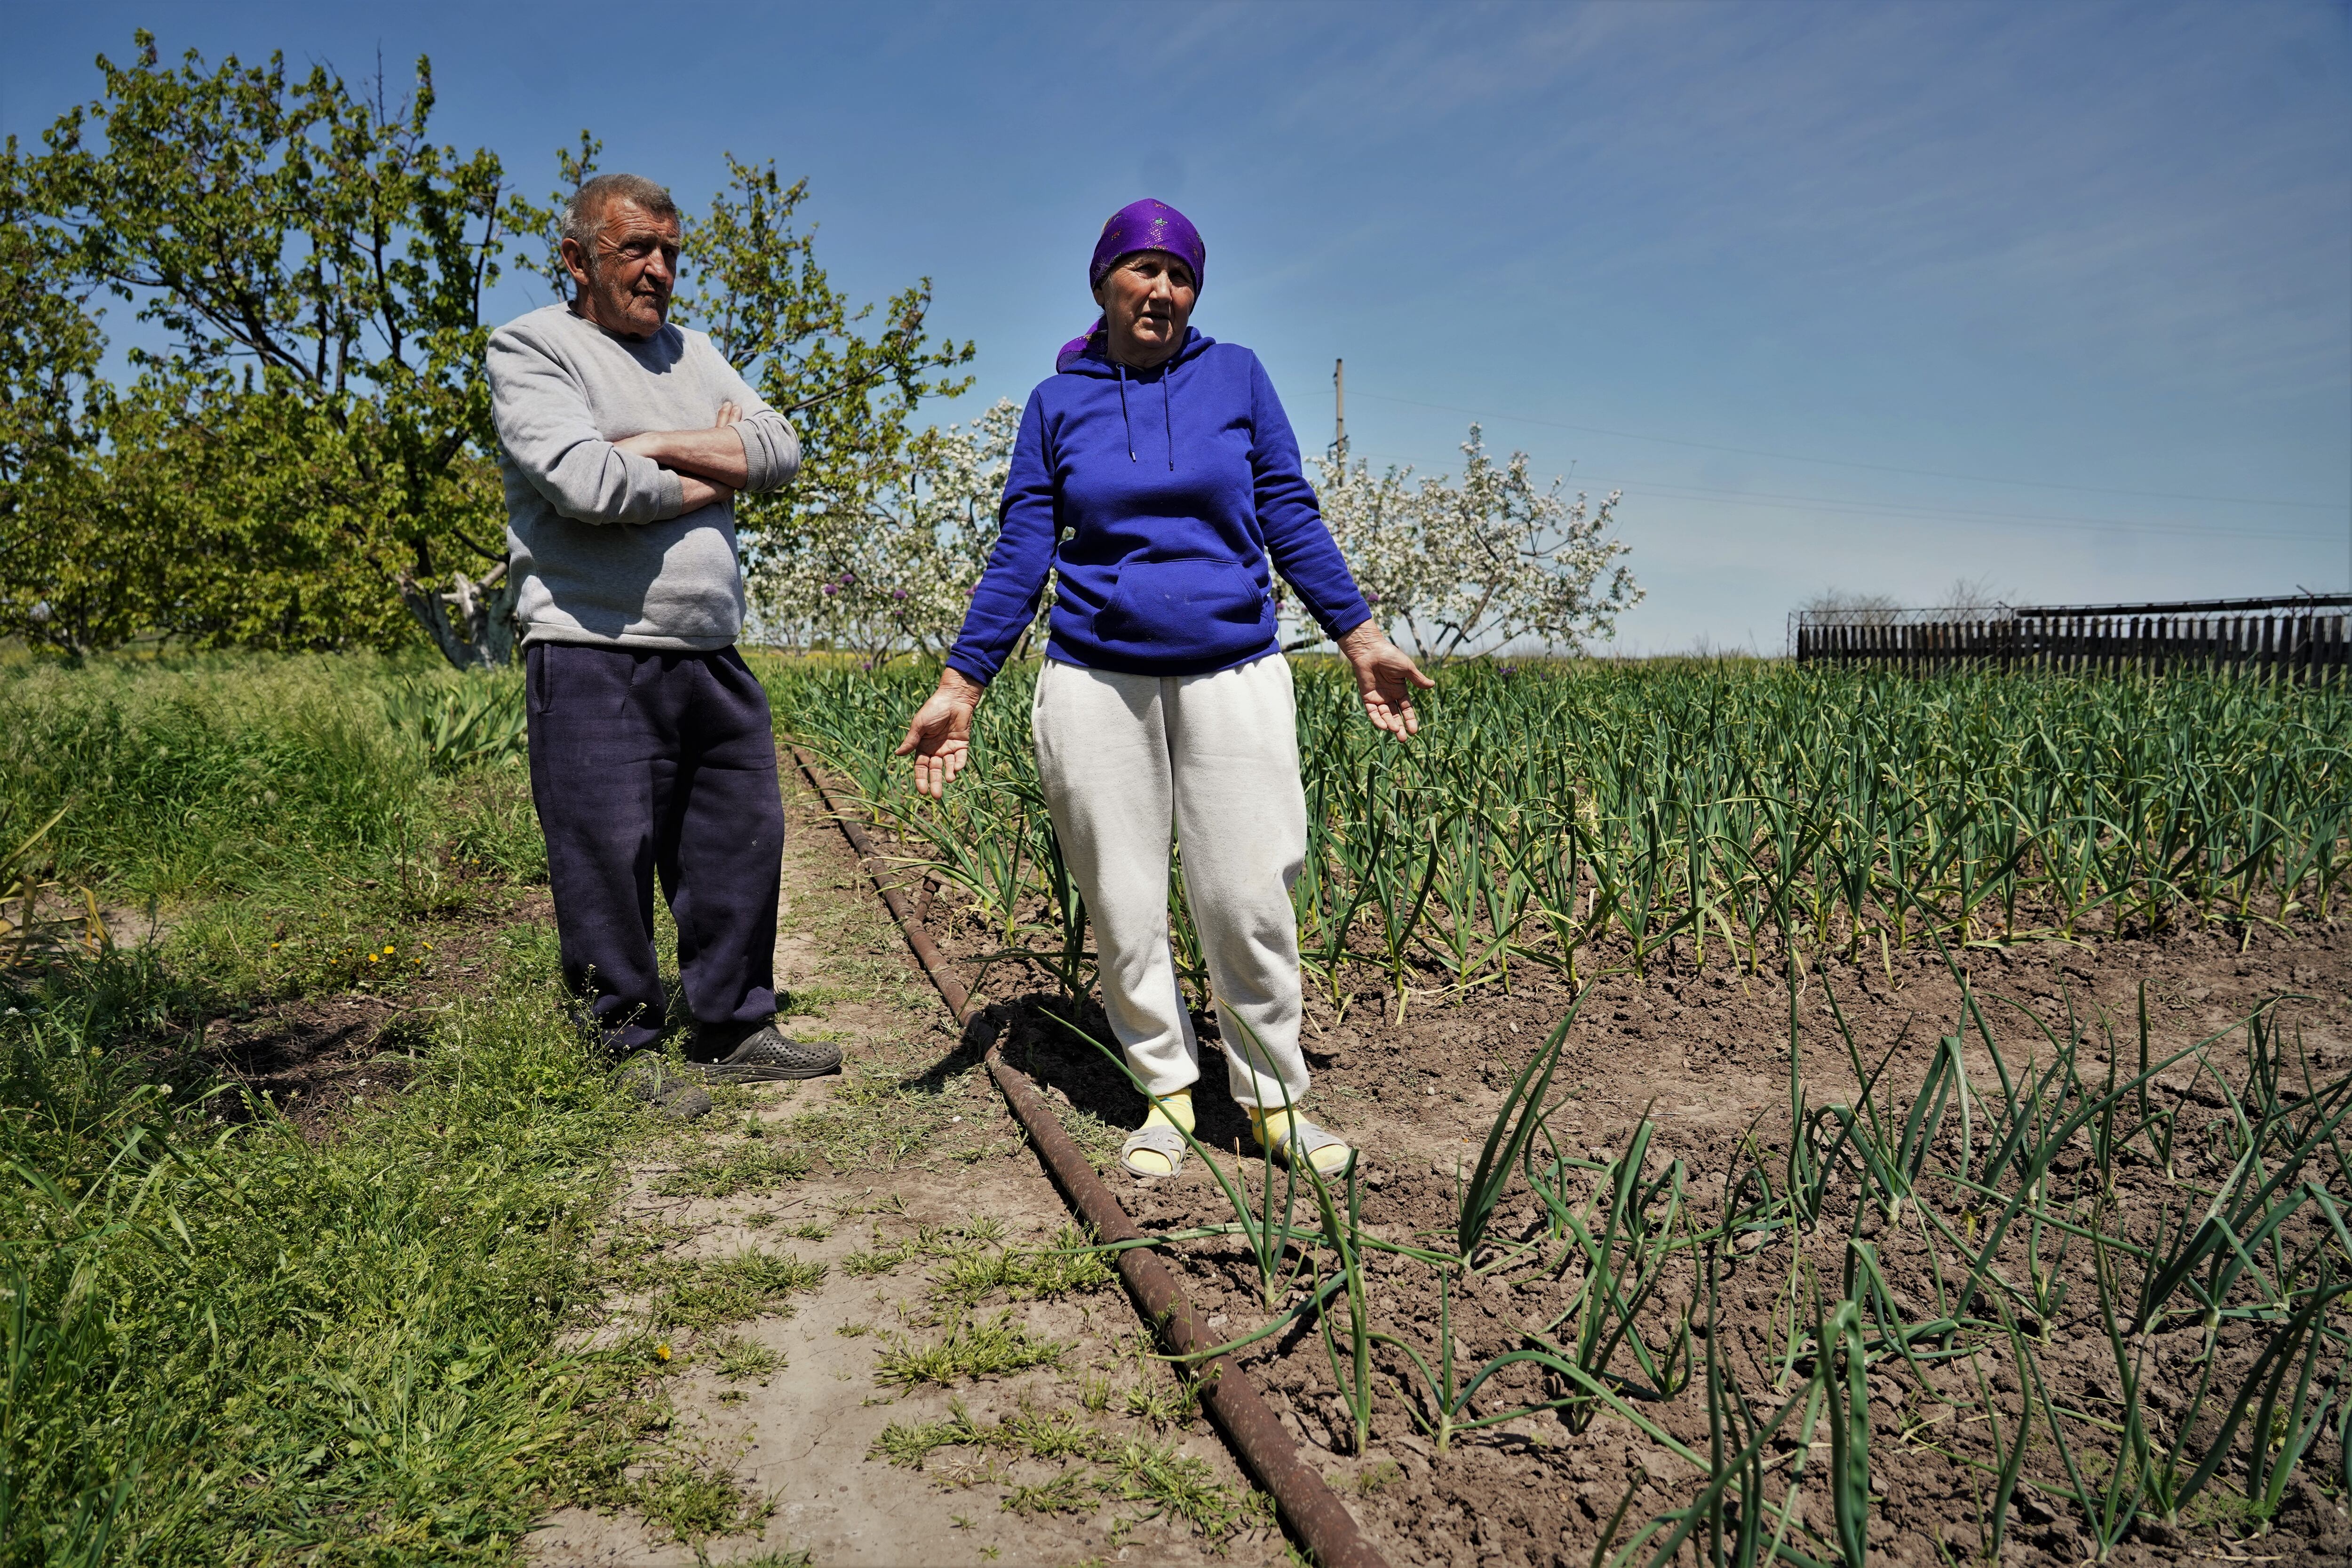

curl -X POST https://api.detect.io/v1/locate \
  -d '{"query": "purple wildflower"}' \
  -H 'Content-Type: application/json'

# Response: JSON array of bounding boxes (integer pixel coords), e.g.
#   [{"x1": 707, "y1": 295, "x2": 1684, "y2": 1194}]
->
[{"x1": 1364, "y1": 590, "x2": 1382, "y2": 605}]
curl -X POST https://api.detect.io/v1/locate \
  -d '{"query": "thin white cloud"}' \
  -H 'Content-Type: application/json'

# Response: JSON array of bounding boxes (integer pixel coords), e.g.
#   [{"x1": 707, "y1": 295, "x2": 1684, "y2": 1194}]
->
[{"x1": 1096, "y1": 1, "x2": 2348, "y2": 400}]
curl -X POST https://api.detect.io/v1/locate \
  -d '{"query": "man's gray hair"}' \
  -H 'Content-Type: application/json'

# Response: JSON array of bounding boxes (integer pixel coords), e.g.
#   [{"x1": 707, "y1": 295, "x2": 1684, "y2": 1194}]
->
[{"x1": 563, "y1": 173, "x2": 681, "y2": 268}]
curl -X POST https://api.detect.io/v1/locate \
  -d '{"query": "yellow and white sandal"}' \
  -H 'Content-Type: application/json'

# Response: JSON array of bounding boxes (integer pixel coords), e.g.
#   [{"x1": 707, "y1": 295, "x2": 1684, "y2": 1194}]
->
[
  {"x1": 1249, "y1": 1107, "x2": 1353, "y2": 1177},
  {"x1": 1120, "y1": 1088, "x2": 1195, "y2": 1178}
]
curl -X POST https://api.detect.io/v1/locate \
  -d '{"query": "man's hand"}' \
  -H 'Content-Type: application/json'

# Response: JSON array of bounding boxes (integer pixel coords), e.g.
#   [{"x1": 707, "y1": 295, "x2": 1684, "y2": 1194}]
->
[
  {"x1": 618, "y1": 401, "x2": 751, "y2": 492},
  {"x1": 1336, "y1": 620, "x2": 1435, "y2": 738},
  {"x1": 895, "y1": 668, "x2": 987, "y2": 799}
]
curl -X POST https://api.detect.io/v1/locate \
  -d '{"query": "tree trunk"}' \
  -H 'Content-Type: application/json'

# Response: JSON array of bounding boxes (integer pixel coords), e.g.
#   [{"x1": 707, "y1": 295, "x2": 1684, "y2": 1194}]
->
[{"x1": 399, "y1": 559, "x2": 520, "y2": 669}]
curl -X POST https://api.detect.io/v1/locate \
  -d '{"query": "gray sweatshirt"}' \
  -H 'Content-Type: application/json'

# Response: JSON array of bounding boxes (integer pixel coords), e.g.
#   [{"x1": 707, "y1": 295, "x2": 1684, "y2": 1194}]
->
[{"x1": 489, "y1": 303, "x2": 800, "y2": 650}]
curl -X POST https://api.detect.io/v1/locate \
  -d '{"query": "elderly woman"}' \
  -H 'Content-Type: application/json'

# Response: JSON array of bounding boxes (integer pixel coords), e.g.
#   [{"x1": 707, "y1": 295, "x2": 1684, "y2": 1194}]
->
[{"x1": 897, "y1": 199, "x2": 1431, "y2": 1179}]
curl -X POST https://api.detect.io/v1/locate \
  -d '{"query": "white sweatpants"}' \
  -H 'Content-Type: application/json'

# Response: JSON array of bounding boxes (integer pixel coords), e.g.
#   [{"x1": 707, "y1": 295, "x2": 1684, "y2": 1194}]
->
[{"x1": 1031, "y1": 654, "x2": 1310, "y2": 1110}]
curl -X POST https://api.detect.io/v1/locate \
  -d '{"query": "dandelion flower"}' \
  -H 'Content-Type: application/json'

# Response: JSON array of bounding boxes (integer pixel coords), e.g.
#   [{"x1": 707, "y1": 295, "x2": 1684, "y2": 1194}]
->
[{"x1": 654, "y1": 1343, "x2": 672, "y2": 1362}]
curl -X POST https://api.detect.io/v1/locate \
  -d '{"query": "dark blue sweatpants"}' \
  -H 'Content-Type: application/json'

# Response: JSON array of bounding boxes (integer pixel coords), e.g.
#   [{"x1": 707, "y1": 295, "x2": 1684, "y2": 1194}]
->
[{"x1": 525, "y1": 642, "x2": 785, "y2": 1054}]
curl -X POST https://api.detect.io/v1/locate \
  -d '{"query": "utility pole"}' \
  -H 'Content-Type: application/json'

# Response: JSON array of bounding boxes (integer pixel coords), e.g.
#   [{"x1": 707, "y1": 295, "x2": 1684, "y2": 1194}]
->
[{"x1": 1332, "y1": 358, "x2": 1347, "y2": 464}]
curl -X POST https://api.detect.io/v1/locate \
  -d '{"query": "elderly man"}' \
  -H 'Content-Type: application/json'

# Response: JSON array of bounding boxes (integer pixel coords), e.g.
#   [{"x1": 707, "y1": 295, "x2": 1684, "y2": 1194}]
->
[{"x1": 489, "y1": 171, "x2": 839, "y2": 1119}]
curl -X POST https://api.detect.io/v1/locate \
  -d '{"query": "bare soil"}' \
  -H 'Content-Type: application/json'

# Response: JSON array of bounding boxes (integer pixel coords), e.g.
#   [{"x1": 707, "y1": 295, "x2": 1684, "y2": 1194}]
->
[
  {"x1": 917, "y1": 870, "x2": 2352, "y2": 1567},
  {"x1": 190, "y1": 885, "x2": 556, "y2": 1138}
]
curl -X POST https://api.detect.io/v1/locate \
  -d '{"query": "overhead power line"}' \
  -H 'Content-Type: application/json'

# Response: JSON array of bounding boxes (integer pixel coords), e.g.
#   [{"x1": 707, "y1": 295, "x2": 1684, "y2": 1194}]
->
[{"x1": 1348, "y1": 389, "x2": 2350, "y2": 513}]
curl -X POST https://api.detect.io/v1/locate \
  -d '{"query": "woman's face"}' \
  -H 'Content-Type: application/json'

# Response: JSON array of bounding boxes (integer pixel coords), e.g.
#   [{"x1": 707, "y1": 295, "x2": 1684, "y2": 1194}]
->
[{"x1": 1093, "y1": 250, "x2": 1198, "y2": 367}]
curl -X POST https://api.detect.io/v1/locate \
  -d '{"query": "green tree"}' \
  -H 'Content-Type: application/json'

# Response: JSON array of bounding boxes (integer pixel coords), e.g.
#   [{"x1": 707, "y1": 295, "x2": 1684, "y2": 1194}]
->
[
  {"x1": 556, "y1": 146, "x2": 977, "y2": 593},
  {"x1": 7, "y1": 32, "x2": 531, "y2": 658},
  {"x1": 3, "y1": 42, "x2": 977, "y2": 665},
  {"x1": 0, "y1": 142, "x2": 128, "y2": 655}
]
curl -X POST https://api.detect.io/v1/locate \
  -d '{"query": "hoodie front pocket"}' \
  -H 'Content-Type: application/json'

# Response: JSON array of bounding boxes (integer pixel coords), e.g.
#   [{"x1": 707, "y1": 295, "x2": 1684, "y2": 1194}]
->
[{"x1": 1095, "y1": 557, "x2": 1272, "y2": 660}]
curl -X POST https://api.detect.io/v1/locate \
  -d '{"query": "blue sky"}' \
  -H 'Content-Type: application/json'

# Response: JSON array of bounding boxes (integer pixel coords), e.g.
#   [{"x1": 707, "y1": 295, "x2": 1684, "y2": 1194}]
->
[{"x1": 7, "y1": 0, "x2": 2347, "y2": 652}]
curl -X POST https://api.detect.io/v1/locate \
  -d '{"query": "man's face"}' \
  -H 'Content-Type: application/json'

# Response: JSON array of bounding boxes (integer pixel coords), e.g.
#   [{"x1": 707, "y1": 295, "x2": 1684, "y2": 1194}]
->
[{"x1": 562, "y1": 199, "x2": 680, "y2": 338}]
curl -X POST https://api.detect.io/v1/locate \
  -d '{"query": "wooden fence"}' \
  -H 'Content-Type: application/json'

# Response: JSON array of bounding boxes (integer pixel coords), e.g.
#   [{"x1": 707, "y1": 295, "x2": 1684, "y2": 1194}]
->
[{"x1": 1793, "y1": 595, "x2": 2352, "y2": 683}]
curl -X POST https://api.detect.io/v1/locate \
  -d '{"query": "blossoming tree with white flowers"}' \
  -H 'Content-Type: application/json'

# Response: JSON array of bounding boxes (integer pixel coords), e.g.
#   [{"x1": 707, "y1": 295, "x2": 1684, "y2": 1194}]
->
[
  {"x1": 749, "y1": 398, "x2": 1049, "y2": 665},
  {"x1": 1301, "y1": 424, "x2": 1640, "y2": 664},
  {"x1": 759, "y1": 410, "x2": 1636, "y2": 670}
]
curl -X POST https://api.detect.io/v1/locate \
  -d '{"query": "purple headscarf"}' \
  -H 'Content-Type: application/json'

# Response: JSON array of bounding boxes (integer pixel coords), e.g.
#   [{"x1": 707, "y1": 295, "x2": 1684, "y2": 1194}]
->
[{"x1": 1057, "y1": 199, "x2": 1206, "y2": 372}]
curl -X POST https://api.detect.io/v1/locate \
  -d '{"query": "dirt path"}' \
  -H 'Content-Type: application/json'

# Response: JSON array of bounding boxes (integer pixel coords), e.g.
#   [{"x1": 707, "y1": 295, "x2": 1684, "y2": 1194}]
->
[{"x1": 525, "y1": 770, "x2": 1294, "y2": 1567}]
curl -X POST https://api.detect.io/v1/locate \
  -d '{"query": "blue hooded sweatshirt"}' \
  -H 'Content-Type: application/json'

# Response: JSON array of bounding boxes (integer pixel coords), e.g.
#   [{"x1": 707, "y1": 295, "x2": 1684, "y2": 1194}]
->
[{"x1": 945, "y1": 329, "x2": 1372, "y2": 684}]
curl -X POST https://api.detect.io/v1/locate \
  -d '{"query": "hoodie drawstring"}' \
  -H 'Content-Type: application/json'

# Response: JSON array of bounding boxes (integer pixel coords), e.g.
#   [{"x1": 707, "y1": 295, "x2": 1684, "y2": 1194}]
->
[
  {"x1": 1113, "y1": 357, "x2": 1175, "y2": 469},
  {"x1": 1116, "y1": 365, "x2": 1135, "y2": 462}
]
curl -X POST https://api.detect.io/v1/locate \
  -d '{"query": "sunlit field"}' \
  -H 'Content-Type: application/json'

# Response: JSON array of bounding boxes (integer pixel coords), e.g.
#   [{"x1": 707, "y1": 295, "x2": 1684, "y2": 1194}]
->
[
  {"x1": 7, "y1": 650, "x2": 2347, "y2": 1565},
  {"x1": 778, "y1": 654, "x2": 2352, "y2": 1566}
]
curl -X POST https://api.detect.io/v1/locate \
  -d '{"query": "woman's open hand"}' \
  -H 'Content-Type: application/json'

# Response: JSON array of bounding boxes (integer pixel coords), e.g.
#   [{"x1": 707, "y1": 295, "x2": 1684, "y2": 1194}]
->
[
  {"x1": 895, "y1": 668, "x2": 987, "y2": 798},
  {"x1": 1336, "y1": 621, "x2": 1435, "y2": 738}
]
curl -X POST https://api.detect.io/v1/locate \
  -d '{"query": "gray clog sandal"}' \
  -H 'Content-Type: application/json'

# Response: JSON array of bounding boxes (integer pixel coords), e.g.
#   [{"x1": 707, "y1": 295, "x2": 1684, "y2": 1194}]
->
[
  {"x1": 614, "y1": 1053, "x2": 714, "y2": 1122},
  {"x1": 1120, "y1": 1122, "x2": 1189, "y2": 1179},
  {"x1": 1255, "y1": 1114, "x2": 1352, "y2": 1175},
  {"x1": 688, "y1": 1022, "x2": 842, "y2": 1083}
]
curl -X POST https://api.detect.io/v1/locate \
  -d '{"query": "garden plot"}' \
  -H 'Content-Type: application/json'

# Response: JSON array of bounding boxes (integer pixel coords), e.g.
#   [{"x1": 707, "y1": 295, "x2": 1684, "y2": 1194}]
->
[
  {"x1": 774, "y1": 654, "x2": 2352, "y2": 1568},
  {"x1": 976, "y1": 932, "x2": 2352, "y2": 1568}
]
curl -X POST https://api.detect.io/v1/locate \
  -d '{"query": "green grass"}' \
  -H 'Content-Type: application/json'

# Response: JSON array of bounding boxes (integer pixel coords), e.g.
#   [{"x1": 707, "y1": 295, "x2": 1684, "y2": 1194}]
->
[
  {"x1": 786, "y1": 1069, "x2": 984, "y2": 1170},
  {"x1": 869, "y1": 1397, "x2": 1268, "y2": 1546},
  {"x1": 1001, "y1": 1472, "x2": 1101, "y2": 1516},
  {"x1": 707, "y1": 1332, "x2": 786, "y2": 1384},
  {"x1": 842, "y1": 1232, "x2": 941, "y2": 1278},
  {"x1": 1, "y1": 935, "x2": 648, "y2": 1563},
  {"x1": 929, "y1": 1225, "x2": 1117, "y2": 1307},
  {"x1": 628, "y1": 1450, "x2": 774, "y2": 1547},
  {"x1": 872, "y1": 1398, "x2": 1107, "y2": 1468},
  {"x1": 840, "y1": 1216, "x2": 1004, "y2": 1279},
  {"x1": 1103, "y1": 1436, "x2": 1273, "y2": 1543},
  {"x1": 1120, "y1": 1376, "x2": 1200, "y2": 1429},
  {"x1": 653, "y1": 1141, "x2": 814, "y2": 1199},
  {"x1": 642, "y1": 1253, "x2": 828, "y2": 1332},
  {"x1": 0, "y1": 652, "x2": 657, "y2": 1565},
  {"x1": 872, "y1": 1311, "x2": 1076, "y2": 1387},
  {"x1": 1, "y1": 652, "x2": 546, "y2": 1001},
  {"x1": 871, "y1": 1400, "x2": 993, "y2": 1468}
]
